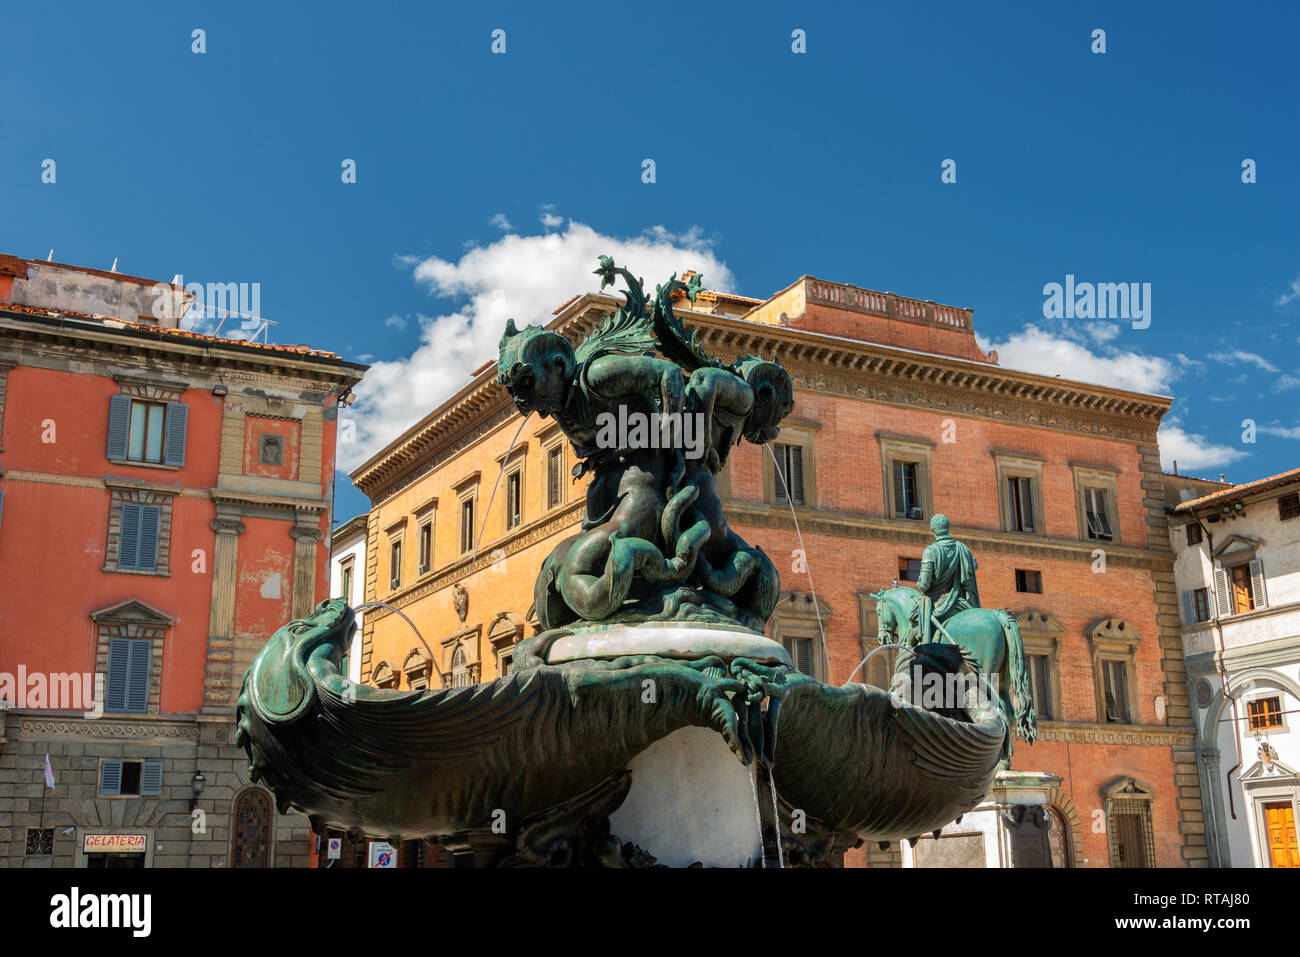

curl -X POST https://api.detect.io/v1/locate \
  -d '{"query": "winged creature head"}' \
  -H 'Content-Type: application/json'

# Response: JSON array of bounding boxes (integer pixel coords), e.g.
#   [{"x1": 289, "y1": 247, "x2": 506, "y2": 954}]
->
[
  {"x1": 732, "y1": 355, "x2": 794, "y2": 445},
  {"x1": 497, "y1": 319, "x2": 576, "y2": 417}
]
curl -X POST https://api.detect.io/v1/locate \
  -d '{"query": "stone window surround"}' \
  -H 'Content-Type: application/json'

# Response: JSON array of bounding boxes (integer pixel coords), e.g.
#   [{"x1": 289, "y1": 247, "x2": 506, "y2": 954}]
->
[
  {"x1": 1071, "y1": 463, "x2": 1122, "y2": 546},
  {"x1": 488, "y1": 612, "x2": 525, "y2": 675},
  {"x1": 1242, "y1": 764, "x2": 1300, "y2": 869},
  {"x1": 1017, "y1": 611, "x2": 1065, "y2": 723},
  {"x1": 1242, "y1": 690, "x2": 1290, "y2": 735},
  {"x1": 1088, "y1": 619, "x2": 1142, "y2": 725},
  {"x1": 103, "y1": 480, "x2": 177, "y2": 577},
  {"x1": 454, "y1": 473, "x2": 481, "y2": 555},
  {"x1": 541, "y1": 437, "x2": 567, "y2": 512},
  {"x1": 372, "y1": 660, "x2": 398, "y2": 689},
  {"x1": 878, "y1": 433, "x2": 935, "y2": 522},
  {"x1": 993, "y1": 452, "x2": 1047, "y2": 537},
  {"x1": 90, "y1": 600, "x2": 175, "y2": 717},
  {"x1": 337, "y1": 554, "x2": 356, "y2": 605},
  {"x1": 764, "y1": 420, "x2": 819, "y2": 509},
  {"x1": 385, "y1": 517, "x2": 407, "y2": 593},
  {"x1": 402, "y1": 648, "x2": 433, "y2": 690},
  {"x1": 769, "y1": 590, "x2": 831, "y2": 682},
  {"x1": 1101, "y1": 775, "x2": 1157, "y2": 868},
  {"x1": 441, "y1": 624, "x2": 483, "y2": 684}
]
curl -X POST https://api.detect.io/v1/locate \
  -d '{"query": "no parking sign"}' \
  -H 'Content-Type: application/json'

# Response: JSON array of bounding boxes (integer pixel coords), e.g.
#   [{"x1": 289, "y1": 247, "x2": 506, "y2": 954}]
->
[{"x1": 327, "y1": 838, "x2": 341, "y2": 860}]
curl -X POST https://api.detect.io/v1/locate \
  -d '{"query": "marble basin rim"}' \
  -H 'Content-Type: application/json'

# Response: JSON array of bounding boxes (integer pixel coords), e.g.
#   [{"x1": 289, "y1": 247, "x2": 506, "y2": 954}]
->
[{"x1": 544, "y1": 621, "x2": 795, "y2": 667}]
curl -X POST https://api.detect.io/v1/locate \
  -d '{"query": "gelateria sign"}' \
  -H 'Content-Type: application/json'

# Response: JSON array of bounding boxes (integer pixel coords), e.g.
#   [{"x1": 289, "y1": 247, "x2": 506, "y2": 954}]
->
[{"x1": 83, "y1": 833, "x2": 147, "y2": 853}]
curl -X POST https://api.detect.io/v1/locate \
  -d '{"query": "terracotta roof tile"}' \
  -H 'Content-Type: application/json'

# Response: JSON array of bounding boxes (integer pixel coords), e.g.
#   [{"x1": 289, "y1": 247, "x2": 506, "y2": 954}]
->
[{"x1": 1171, "y1": 465, "x2": 1300, "y2": 511}]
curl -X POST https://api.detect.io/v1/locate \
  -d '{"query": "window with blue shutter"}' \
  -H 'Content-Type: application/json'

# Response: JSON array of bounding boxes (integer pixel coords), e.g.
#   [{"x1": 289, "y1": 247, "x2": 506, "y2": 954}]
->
[
  {"x1": 117, "y1": 503, "x2": 161, "y2": 572},
  {"x1": 100, "y1": 760, "x2": 123, "y2": 795},
  {"x1": 140, "y1": 760, "x2": 164, "y2": 796},
  {"x1": 107, "y1": 395, "x2": 132, "y2": 459},
  {"x1": 164, "y1": 402, "x2": 188, "y2": 466},
  {"x1": 105, "y1": 637, "x2": 151, "y2": 713}
]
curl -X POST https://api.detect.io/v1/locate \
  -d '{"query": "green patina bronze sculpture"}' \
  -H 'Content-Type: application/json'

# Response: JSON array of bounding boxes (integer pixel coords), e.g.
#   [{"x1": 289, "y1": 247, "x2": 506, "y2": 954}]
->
[{"x1": 235, "y1": 258, "x2": 1035, "y2": 867}]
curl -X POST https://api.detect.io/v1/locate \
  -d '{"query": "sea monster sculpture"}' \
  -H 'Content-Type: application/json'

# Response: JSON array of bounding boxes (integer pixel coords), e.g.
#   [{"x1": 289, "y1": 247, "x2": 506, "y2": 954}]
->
[{"x1": 236, "y1": 257, "x2": 1024, "y2": 867}]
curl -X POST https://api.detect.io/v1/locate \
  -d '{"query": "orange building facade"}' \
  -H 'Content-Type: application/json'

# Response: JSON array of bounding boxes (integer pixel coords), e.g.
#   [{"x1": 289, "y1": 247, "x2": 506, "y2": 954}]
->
[
  {"x1": 351, "y1": 274, "x2": 1206, "y2": 868},
  {"x1": 0, "y1": 255, "x2": 365, "y2": 867}
]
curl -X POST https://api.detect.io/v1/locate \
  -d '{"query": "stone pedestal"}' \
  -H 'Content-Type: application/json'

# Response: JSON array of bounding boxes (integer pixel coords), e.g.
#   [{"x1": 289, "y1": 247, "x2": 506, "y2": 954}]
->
[
  {"x1": 548, "y1": 623, "x2": 788, "y2": 867},
  {"x1": 902, "y1": 770, "x2": 1063, "y2": 868}
]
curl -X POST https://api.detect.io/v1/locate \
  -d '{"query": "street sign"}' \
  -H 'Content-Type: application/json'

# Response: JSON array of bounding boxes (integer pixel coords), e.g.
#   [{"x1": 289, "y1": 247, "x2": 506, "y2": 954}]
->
[
  {"x1": 368, "y1": 840, "x2": 396, "y2": 868},
  {"x1": 327, "y1": 838, "x2": 341, "y2": 860}
]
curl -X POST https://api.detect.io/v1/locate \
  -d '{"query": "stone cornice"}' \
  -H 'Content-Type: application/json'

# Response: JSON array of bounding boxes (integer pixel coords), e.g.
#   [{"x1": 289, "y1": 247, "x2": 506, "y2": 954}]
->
[
  {"x1": 351, "y1": 293, "x2": 1170, "y2": 502},
  {"x1": 1036, "y1": 720, "x2": 1195, "y2": 748},
  {"x1": 0, "y1": 311, "x2": 364, "y2": 390},
  {"x1": 13, "y1": 713, "x2": 200, "y2": 742}
]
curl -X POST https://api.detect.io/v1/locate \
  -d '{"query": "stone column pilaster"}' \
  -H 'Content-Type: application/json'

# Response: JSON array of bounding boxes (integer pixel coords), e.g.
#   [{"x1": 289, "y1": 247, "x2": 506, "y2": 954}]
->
[
  {"x1": 203, "y1": 513, "x2": 246, "y2": 713},
  {"x1": 290, "y1": 519, "x2": 325, "y2": 618}
]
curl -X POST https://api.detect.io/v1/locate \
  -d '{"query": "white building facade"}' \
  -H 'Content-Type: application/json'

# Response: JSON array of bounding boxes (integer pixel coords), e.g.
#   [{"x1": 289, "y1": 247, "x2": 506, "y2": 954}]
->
[
  {"x1": 1166, "y1": 468, "x2": 1300, "y2": 868},
  {"x1": 330, "y1": 514, "x2": 368, "y2": 683}
]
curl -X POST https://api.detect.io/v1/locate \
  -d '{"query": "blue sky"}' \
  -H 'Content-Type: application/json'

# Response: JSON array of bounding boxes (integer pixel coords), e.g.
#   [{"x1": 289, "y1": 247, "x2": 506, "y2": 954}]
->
[{"x1": 3, "y1": 1, "x2": 1297, "y2": 524}]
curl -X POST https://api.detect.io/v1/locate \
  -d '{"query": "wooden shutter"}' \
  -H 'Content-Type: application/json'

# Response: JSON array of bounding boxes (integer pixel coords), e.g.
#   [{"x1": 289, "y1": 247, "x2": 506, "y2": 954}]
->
[
  {"x1": 140, "y1": 760, "x2": 164, "y2": 796},
  {"x1": 1213, "y1": 565, "x2": 1232, "y2": 617},
  {"x1": 163, "y1": 402, "x2": 188, "y2": 466},
  {"x1": 1249, "y1": 558, "x2": 1268, "y2": 610},
  {"x1": 106, "y1": 637, "x2": 130, "y2": 712},
  {"x1": 1103, "y1": 660, "x2": 1128, "y2": 722},
  {"x1": 135, "y1": 505, "x2": 160, "y2": 572},
  {"x1": 99, "y1": 760, "x2": 123, "y2": 796},
  {"x1": 892, "y1": 460, "x2": 907, "y2": 516},
  {"x1": 1017, "y1": 477, "x2": 1035, "y2": 531},
  {"x1": 1029, "y1": 654, "x2": 1052, "y2": 720},
  {"x1": 788, "y1": 445, "x2": 804, "y2": 505},
  {"x1": 125, "y1": 638, "x2": 151, "y2": 713},
  {"x1": 118, "y1": 502, "x2": 141, "y2": 570},
  {"x1": 107, "y1": 395, "x2": 132, "y2": 459},
  {"x1": 547, "y1": 449, "x2": 562, "y2": 508},
  {"x1": 1180, "y1": 590, "x2": 1196, "y2": 626}
]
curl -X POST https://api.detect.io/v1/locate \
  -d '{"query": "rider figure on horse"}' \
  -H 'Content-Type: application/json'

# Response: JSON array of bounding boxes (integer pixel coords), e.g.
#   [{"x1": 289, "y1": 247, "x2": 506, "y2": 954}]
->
[{"x1": 912, "y1": 514, "x2": 981, "y2": 644}]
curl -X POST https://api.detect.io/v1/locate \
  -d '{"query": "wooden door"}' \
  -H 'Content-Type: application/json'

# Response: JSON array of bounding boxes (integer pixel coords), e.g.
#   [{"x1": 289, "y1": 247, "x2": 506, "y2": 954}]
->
[
  {"x1": 1265, "y1": 802, "x2": 1298, "y2": 868},
  {"x1": 1230, "y1": 564, "x2": 1253, "y2": 614}
]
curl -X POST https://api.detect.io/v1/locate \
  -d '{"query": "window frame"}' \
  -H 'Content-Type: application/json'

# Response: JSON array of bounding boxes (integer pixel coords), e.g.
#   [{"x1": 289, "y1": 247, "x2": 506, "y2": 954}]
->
[
  {"x1": 505, "y1": 467, "x2": 523, "y2": 530},
  {"x1": 879, "y1": 434, "x2": 935, "y2": 522},
  {"x1": 388, "y1": 535, "x2": 403, "y2": 592},
  {"x1": 417, "y1": 520, "x2": 433, "y2": 576},
  {"x1": 1015, "y1": 568, "x2": 1043, "y2": 594},
  {"x1": 1279, "y1": 492, "x2": 1300, "y2": 523},
  {"x1": 1088, "y1": 620, "x2": 1141, "y2": 725},
  {"x1": 1072, "y1": 465, "x2": 1122, "y2": 546},
  {"x1": 107, "y1": 395, "x2": 188, "y2": 468},
  {"x1": 1017, "y1": 613, "x2": 1063, "y2": 723},
  {"x1": 763, "y1": 424, "x2": 818, "y2": 509},
  {"x1": 994, "y1": 453, "x2": 1046, "y2": 536},
  {"x1": 544, "y1": 442, "x2": 566, "y2": 511},
  {"x1": 339, "y1": 556, "x2": 354, "y2": 604},
  {"x1": 1246, "y1": 694, "x2": 1286, "y2": 733}
]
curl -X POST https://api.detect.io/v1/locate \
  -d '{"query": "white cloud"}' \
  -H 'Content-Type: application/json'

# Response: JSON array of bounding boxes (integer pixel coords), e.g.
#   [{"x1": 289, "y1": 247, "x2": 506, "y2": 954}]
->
[
  {"x1": 1157, "y1": 423, "x2": 1248, "y2": 471},
  {"x1": 1084, "y1": 322, "x2": 1121, "y2": 344},
  {"x1": 489, "y1": 213, "x2": 514, "y2": 232},
  {"x1": 383, "y1": 314, "x2": 407, "y2": 330},
  {"x1": 1277, "y1": 274, "x2": 1300, "y2": 306},
  {"x1": 1260, "y1": 424, "x2": 1300, "y2": 440},
  {"x1": 978, "y1": 324, "x2": 1177, "y2": 394},
  {"x1": 339, "y1": 219, "x2": 735, "y2": 472},
  {"x1": 541, "y1": 212, "x2": 564, "y2": 228},
  {"x1": 1269, "y1": 374, "x2": 1300, "y2": 393},
  {"x1": 1208, "y1": 349, "x2": 1279, "y2": 373}
]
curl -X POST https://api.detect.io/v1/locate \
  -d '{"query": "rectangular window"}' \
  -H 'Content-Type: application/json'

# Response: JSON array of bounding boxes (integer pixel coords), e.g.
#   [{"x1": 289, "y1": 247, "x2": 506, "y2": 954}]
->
[
  {"x1": 460, "y1": 498, "x2": 475, "y2": 554},
  {"x1": 774, "y1": 443, "x2": 805, "y2": 506},
  {"x1": 1102, "y1": 659, "x2": 1130, "y2": 723},
  {"x1": 340, "y1": 562, "x2": 353, "y2": 604},
  {"x1": 898, "y1": 557, "x2": 921, "y2": 581},
  {"x1": 782, "y1": 636, "x2": 815, "y2": 677},
  {"x1": 1192, "y1": 587, "x2": 1210, "y2": 623},
  {"x1": 1028, "y1": 654, "x2": 1053, "y2": 721},
  {"x1": 546, "y1": 448, "x2": 563, "y2": 509},
  {"x1": 418, "y1": 522, "x2": 432, "y2": 575},
  {"x1": 1083, "y1": 487, "x2": 1114, "y2": 540},
  {"x1": 1280, "y1": 493, "x2": 1300, "y2": 522},
  {"x1": 105, "y1": 637, "x2": 151, "y2": 714},
  {"x1": 1248, "y1": 696, "x2": 1283, "y2": 730},
  {"x1": 1230, "y1": 564, "x2": 1254, "y2": 614},
  {"x1": 116, "y1": 502, "x2": 161, "y2": 572},
  {"x1": 99, "y1": 759, "x2": 164, "y2": 796},
  {"x1": 1008, "y1": 476, "x2": 1036, "y2": 532},
  {"x1": 500, "y1": 652, "x2": 514, "y2": 677},
  {"x1": 108, "y1": 396, "x2": 187, "y2": 466},
  {"x1": 506, "y1": 471, "x2": 522, "y2": 529},
  {"x1": 24, "y1": 827, "x2": 54, "y2": 856},
  {"x1": 892, "y1": 460, "x2": 923, "y2": 519},
  {"x1": 1015, "y1": 569, "x2": 1043, "y2": 594},
  {"x1": 1185, "y1": 522, "x2": 1204, "y2": 545},
  {"x1": 389, "y1": 539, "x2": 402, "y2": 590},
  {"x1": 1108, "y1": 801, "x2": 1153, "y2": 868}
]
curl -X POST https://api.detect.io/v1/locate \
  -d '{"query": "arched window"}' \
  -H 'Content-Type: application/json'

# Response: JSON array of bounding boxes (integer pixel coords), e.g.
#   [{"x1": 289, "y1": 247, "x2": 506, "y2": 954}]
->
[
  {"x1": 450, "y1": 645, "x2": 469, "y2": 687},
  {"x1": 1046, "y1": 806, "x2": 1071, "y2": 868},
  {"x1": 230, "y1": 788, "x2": 273, "y2": 868}
]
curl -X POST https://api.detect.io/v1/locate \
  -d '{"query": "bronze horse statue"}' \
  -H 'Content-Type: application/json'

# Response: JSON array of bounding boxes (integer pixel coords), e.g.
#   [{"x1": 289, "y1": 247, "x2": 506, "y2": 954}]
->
[{"x1": 872, "y1": 585, "x2": 1036, "y2": 762}]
